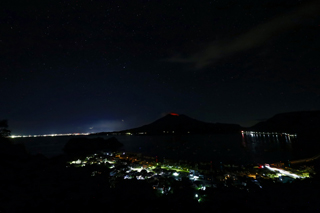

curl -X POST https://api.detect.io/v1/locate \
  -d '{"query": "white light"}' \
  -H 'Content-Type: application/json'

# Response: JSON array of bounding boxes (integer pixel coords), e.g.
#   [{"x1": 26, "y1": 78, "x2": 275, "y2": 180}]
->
[
  {"x1": 173, "y1": 172, "x2": 179, "y2": 176},
  {"x1": 195, "y1": 194, "x2": 198, "y2": 198},
  {"x1": 265, "y1": 165, "x2": 303, "y2": 179}
]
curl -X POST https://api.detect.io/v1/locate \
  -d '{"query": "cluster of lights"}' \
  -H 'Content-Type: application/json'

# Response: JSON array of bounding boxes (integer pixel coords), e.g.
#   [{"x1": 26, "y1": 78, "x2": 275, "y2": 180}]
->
[{"x1": 241, "y1": 131, "x2": 296, "y2": 137}]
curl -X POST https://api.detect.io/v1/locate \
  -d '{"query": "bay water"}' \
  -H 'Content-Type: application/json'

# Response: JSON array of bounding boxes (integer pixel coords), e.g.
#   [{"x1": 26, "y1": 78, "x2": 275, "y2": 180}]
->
[{"x1": 12, "y1": 133, "x2": 297, "y2": 165}]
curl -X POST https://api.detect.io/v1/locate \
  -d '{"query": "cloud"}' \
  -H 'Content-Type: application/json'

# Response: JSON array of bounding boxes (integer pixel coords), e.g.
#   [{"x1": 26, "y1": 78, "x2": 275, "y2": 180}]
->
[
  {"x1": 89, "y1": 120, "x2": 125, "y2": 132},
  {"x1": 165, "y1": 1, "x2": 320, "y2": 69}
]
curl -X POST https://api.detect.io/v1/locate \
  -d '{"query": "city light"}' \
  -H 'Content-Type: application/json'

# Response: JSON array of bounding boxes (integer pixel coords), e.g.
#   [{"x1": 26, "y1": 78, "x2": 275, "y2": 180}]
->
[
  {"x1": 265, "y1": 165, "x2": 303, "y2": 179},
  {"x1": 9, "y1": 132, "x2": 91, "y2": 138}
]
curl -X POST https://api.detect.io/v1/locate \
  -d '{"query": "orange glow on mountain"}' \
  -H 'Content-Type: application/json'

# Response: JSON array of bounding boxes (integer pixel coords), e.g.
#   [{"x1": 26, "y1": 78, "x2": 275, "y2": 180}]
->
[{"x1": 169, "y1": 113, "x2": 179, "y2": 116}]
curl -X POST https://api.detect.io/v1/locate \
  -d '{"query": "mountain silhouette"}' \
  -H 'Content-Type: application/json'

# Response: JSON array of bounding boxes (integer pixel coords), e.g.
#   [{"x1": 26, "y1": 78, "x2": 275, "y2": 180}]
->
[
  {"x1": 250, "y1": 110, "x2": 320, "y2": 133},
  {"x1": 119, "y1": 113, "x2": 241, "y2": 134}
]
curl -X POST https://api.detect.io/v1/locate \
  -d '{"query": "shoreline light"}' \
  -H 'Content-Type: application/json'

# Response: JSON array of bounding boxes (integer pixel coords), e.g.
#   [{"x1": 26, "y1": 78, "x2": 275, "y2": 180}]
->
[{"x1": 9, "y1": 132, "x2": 91, "y2": 138}]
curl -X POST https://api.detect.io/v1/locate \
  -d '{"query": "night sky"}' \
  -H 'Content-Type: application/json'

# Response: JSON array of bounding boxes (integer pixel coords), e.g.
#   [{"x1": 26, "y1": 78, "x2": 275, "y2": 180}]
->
[{"x1": 1, "y1": 0, "x2": 320, "y2": 135}]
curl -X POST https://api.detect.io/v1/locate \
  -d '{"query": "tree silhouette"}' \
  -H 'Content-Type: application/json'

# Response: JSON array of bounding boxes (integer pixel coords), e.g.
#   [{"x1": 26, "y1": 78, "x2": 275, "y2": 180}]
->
[{"x1": 0, "y1": 120, "x2": 11, "y2": 137}]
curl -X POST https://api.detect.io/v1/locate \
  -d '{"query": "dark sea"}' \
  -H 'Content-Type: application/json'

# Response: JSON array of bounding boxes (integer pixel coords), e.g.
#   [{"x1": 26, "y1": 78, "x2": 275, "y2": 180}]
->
[{"x1": 12, "y1": 133, "x2": 301, "y2": 166}]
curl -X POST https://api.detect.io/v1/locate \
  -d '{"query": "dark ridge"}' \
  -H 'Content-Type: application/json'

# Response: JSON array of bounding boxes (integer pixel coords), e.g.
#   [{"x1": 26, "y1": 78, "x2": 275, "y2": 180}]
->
[
  {"x1": 118, "y1": 113, "x2": 241, "y2": 134},
  {"x1": 249, "y1": 110, "x2": 320, "y2": 133}
]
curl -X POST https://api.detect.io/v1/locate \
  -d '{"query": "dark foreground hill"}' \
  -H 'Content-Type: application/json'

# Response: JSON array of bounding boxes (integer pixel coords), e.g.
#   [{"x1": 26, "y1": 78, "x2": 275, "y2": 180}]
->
[
  {"x1": 119, "y1": 113, "x2": 241, "y2": 134},
  {"x1": 1, "y1": 136, "x2": 320, "y2": 212}
]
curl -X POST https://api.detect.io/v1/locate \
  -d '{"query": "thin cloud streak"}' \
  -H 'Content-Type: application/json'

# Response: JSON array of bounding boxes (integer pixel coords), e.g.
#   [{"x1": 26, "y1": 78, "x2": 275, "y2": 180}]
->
[{"x1": 166, "y1": 1, "x2": 320, "y2": 69}]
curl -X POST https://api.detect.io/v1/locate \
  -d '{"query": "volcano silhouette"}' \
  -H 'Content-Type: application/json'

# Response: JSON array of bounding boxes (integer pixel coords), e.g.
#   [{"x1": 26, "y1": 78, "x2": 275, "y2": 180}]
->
[{"x1": 120, "y1": 113, "x2": 241, "y2": 134}]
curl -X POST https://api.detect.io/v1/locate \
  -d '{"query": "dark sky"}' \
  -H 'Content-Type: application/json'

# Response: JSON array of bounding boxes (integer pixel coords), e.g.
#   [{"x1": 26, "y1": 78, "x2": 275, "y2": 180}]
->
[{"x1": 1, "y1": 0, "x2": 320, "y2": 135}]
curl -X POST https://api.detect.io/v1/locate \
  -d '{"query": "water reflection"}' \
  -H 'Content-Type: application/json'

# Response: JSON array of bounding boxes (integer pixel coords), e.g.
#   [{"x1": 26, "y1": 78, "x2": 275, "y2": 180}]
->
[
  {"x1": 241, "y1": 132, "x2": 246, "y2": 148},
  {"x1": 241, "y1": 131, "x2": 295, "y2": 163}
]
